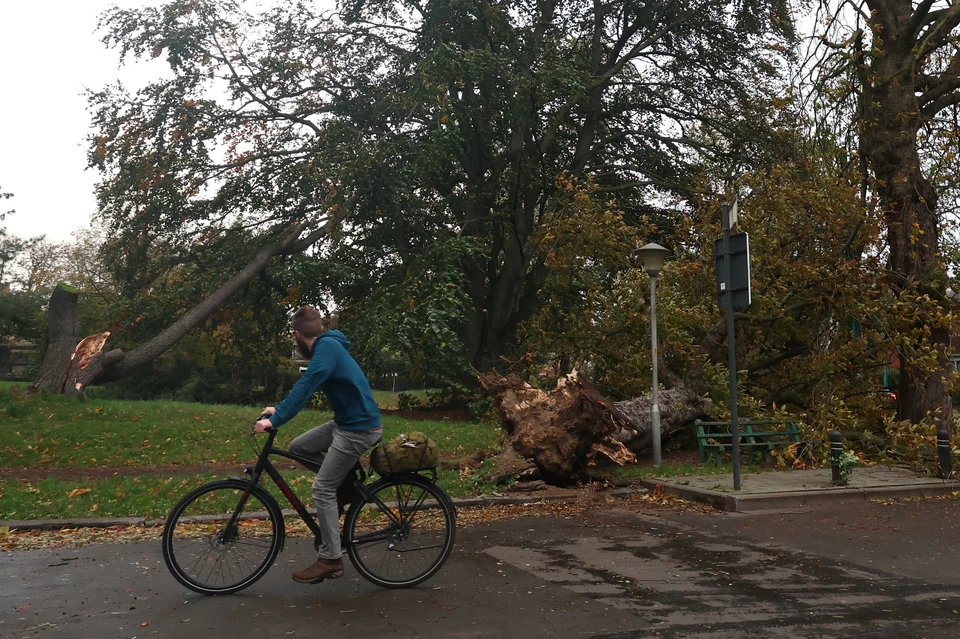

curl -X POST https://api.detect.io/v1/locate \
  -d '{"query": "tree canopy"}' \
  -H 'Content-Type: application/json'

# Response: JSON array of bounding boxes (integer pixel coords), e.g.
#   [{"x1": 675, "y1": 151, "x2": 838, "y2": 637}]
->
[{"x1": 89, "y1": 0, "x2": 796, "y2": 385}]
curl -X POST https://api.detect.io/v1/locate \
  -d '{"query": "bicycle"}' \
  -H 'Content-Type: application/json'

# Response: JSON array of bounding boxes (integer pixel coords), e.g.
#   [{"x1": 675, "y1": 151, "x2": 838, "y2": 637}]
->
[{"x1": 161, "y1": 419, "x2": 457, "y2": 595}]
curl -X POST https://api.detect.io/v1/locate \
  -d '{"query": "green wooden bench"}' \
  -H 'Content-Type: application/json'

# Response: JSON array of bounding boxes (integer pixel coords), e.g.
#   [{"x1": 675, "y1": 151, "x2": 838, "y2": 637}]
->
[{"x1": 695, "y1": 419, "x2": 801, "y2": 464}]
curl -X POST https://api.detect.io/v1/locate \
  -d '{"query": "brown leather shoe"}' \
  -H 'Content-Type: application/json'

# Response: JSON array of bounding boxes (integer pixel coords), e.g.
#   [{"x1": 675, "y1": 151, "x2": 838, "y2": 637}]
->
[{"x1": 292, "y1": 557, "x2": 344, "y2": 584}]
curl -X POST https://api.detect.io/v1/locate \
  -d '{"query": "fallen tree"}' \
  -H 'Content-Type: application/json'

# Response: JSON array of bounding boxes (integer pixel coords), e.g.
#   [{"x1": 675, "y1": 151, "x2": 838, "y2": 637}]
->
[
  {"x1": 31, "y1": 222, "x2": 329, "y2": 396},
  {"x1": 614, "y1": 384, "x2": 712, "y2": 454},
  {"x1": 479, "y1": 371, "x2": 713, "y2": 485},
  {"x1": 478, "y1": 372, "x2": 637, "y2": 485}
]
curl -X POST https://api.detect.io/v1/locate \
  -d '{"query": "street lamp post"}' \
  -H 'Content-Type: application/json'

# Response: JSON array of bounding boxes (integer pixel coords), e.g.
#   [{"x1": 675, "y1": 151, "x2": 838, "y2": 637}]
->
[{"x1": 634, "y1": 242, "x2": 670, "y2": 466}]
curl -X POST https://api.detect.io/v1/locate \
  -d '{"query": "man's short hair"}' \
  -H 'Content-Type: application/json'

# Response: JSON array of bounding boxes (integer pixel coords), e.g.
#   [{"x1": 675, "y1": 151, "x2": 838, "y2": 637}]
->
[{"x1": 292, "y1": 306, "x2": 326, "y2": 338}]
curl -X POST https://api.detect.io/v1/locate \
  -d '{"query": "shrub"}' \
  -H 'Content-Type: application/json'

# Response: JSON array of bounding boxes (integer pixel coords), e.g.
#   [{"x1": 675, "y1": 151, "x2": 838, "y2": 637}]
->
[{"x1": 397, "y1": 392, "x2": 422, "y2": 411}]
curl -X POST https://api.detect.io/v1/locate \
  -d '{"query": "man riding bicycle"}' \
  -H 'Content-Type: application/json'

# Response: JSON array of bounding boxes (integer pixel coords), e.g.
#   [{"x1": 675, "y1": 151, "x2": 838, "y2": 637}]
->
[{"x1": 255, "y1": 306, "x2": 382, "y2": 584}]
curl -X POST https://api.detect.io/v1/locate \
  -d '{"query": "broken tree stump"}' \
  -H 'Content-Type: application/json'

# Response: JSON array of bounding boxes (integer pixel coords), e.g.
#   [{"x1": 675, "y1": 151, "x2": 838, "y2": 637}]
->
[{"x1": 478, "y1": 372, "x2": 637, "y2": 485}]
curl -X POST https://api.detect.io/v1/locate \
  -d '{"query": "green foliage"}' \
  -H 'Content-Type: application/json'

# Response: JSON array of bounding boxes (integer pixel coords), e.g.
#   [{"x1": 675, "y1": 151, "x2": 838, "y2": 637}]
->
[
  {"x1": 515, "y1": 175, "x2": 646, "y2": 395},
  {"x1": 467, "y1": 396, "x2": 494, "y2": 422},
  {"x1": 397, "y1": 392, "x2": 423, "y2": 411},
  {"x1": 0, "y1": 192, "x2": 48, "y2": 345},
  {"x1": 833, "y1": 450, "x2": 859, "y2": 486},
  {"x1": 883, "y1": 418, "x2": 960, "y2": 475},
  {"x1": 334, "y1": 236, "x2": 481, "y2": 389},
  {"x1": 307, "y1": 390, "x2": 331, "y2": 412},
  {"x1": 0, "y1": 204, "x2": 42, "y2": 292},
  {"x1": 0, "y1": 290, "x2": 46, "y2": 344},
  {"x1": 515, "y1": 144, "x2": 922, "y2": 442},
  {"x1": 805, "y1": 1, "x2": 960, "y2": 431}
]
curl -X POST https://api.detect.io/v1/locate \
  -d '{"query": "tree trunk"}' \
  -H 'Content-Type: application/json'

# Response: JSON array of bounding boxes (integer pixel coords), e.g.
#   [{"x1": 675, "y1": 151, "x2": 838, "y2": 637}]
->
[
  {"x1": 614, "y1": 384, "x2": 713, "y2": 454},
  {"x1": 861, "y1": 0, "x2": 953, "y2": 429},
  {"x1": 32, "y1": 284, "x2": 80, "y2": 395}
]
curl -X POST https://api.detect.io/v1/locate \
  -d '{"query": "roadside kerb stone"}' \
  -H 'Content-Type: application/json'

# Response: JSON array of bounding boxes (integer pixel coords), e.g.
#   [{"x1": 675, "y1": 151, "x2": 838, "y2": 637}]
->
[
  {"x1": 0, "y1": 517, "x2": 147, "y2": 531},
  {"x1": 0, "y1": 487, "x2": 647, "y2": 531}
]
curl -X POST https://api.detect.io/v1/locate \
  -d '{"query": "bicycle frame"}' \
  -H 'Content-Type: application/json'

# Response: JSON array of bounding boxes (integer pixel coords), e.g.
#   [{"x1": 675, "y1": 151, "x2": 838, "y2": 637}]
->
[{"x1": 228, "y1": 427, "x2": 431, "y2": 549}]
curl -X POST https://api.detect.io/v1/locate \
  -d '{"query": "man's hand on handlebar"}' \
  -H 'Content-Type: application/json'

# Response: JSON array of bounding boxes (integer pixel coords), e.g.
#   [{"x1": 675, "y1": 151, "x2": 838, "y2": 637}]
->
[{"x1": 252, "y1": 406, "x2": 277, "y2": 433}]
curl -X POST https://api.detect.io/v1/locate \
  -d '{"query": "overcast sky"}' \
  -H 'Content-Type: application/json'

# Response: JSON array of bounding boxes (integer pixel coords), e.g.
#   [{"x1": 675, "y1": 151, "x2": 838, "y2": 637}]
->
[{"x1": 0, "y1": 1, "x2": 164, "y2": 243}]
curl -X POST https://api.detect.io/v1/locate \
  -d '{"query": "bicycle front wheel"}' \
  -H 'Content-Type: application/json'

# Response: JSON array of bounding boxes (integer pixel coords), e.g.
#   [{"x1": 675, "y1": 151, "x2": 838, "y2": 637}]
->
[
  {"x1": 344, "y1": 474, "x2": 456, "y2": 588},
  {"x1": 162, "y1": 479, "x2": 285, "y2": 595}
]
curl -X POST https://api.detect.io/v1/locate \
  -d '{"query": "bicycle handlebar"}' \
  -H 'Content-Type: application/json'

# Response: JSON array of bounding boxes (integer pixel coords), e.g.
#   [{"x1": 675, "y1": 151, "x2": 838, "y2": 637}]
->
[{"x1": 252, "y1": 413, "x2": 278, "y2": 434}]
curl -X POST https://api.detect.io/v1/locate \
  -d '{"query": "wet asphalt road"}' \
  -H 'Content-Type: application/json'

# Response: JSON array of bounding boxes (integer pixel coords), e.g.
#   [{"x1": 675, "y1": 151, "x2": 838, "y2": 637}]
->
[{"x1": 2, "y1": 499, "x2": 959, "y2": 638}]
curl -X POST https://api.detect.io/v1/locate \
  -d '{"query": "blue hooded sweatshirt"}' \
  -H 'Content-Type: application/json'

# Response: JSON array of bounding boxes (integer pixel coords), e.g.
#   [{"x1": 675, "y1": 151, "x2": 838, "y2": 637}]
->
[{"x1": 269, "y1": 330, "x2": 382, "y2": 431}]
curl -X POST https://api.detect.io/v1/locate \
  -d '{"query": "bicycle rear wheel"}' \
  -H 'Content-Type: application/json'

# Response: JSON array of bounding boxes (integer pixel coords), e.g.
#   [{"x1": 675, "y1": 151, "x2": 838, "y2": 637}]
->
[
  {"x1": 344, "y1": 474, "x2": 456, "y2": 588},
  {"x1": 162, "y1": 479, "x2": 285, "y2": 595}
]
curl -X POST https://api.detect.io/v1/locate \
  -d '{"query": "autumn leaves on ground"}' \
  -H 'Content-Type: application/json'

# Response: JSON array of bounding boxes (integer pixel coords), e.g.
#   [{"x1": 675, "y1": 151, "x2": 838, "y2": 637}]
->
[{"x1": 0, "y1": 385, "x2": 711, "y2": 551}]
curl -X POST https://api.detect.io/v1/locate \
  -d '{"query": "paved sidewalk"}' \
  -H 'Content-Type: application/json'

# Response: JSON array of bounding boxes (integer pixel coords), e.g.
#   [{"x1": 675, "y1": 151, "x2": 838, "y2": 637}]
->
[{"x1": 643, "y1": 465, "x2": 959, "y2": 512}]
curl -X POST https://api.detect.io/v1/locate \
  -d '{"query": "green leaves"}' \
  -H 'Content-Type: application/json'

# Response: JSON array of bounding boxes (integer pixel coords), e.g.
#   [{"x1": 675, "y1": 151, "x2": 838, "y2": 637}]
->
[{"x1": 337, "y1": 235, "x2": 483, "y2": 388}]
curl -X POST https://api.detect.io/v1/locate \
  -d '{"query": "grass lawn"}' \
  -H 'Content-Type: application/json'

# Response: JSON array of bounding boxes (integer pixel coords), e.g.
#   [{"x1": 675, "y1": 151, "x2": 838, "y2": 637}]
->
[
  {"x1": 0, "y1": 384, "x2": 740, "y2": 521},
  {"x1": 0, "y1": 386, "x2": 495, "y2": 469},
  {"x1": 0, "y1": 385, "x2": 502, "y2": 520},
  {"x1": 370, "y1": 389, "x2": 431, "y2": 410}
]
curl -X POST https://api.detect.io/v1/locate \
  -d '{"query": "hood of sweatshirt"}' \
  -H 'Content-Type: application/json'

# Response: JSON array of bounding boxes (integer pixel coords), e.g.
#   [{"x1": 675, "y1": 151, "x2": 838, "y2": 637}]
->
[{"x1": 316, "y1": 329, "x2": 351, "y2": 352}]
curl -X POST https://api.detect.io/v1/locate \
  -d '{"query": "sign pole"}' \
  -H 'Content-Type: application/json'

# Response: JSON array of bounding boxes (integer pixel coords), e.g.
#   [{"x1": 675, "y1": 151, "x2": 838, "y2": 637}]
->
[{"x1": 721, "y1": 202, "x2": 742, "y2": 491}]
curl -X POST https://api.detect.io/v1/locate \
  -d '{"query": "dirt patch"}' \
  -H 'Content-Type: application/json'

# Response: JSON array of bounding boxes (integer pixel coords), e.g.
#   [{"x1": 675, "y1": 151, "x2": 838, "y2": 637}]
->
[{"x1": 0, "y1": 460, "x2": 308, "y2": 483}]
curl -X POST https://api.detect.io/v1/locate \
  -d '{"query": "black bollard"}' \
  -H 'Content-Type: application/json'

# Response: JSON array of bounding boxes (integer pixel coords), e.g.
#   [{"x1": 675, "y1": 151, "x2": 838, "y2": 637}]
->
[
  {"x1": 829, "y1": 430, "x2": 844, "y2": 484},
  {"x1": 938, "y1": 427, "x2": 952, "y2": 480}
]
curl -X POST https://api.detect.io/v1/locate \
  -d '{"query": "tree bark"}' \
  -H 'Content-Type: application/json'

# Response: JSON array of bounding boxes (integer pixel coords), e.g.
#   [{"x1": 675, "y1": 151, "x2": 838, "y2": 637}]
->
[
  {"x1": 32, "y1": 284, "x2": 80, "y2": 395},
  {"x1": 614, "y1": 384, "x2": 713, "y2": 454}
]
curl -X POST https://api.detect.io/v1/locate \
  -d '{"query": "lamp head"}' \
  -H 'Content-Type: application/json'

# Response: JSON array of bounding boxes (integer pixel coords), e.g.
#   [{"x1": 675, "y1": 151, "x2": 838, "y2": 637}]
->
[{"x1": 633, "y1": 242, "x2": 670, "y2": 277}]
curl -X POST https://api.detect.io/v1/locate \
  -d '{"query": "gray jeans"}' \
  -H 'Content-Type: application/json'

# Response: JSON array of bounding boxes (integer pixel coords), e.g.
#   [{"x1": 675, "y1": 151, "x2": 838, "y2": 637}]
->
[{"x1": 288, "y1": 420, "x2": 383, "y2": 560}]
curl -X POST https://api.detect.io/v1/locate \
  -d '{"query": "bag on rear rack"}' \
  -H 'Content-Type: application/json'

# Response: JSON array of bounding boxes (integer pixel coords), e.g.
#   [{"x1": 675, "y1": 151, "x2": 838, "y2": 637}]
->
[{"x1": 370, "y1": 432, "x2": 440, "y2": 475}]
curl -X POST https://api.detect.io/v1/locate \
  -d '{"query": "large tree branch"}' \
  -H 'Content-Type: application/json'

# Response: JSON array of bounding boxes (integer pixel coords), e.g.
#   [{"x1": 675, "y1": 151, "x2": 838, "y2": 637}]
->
[
  {"x1": 78, "y1": 222, "x2": 329, "y2": 386},
  {"x1": 922, "y1": 88, "x2": 960, "y2": 118},
  {"x1": 587, "y1": 17, "x2": 684, "y2": 92},
  {"x1": 596, "y1": 129, "x2": 709, "y2": 152},
  {"x1": 916, "y1": 5, "x2": 960, "y2": 57},
  {"x1": 745, "y1": 346, "x2": 808, "y2": 375},
  {"x1": 904, "y1": 0, "x2": 940, "y2": 42},
  {"x1": 918, "y1": 46, "x2": 960, "y2": 115}
]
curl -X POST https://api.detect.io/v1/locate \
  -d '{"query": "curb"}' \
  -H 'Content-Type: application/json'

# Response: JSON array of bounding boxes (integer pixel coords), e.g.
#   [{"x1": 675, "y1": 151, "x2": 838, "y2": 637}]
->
[
  {"x1": 0, "y1": 487, "x2": 648, "y2": 532},
  {"x1": 641, "y1": 479, "x2": 959, "y2": 512}
]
